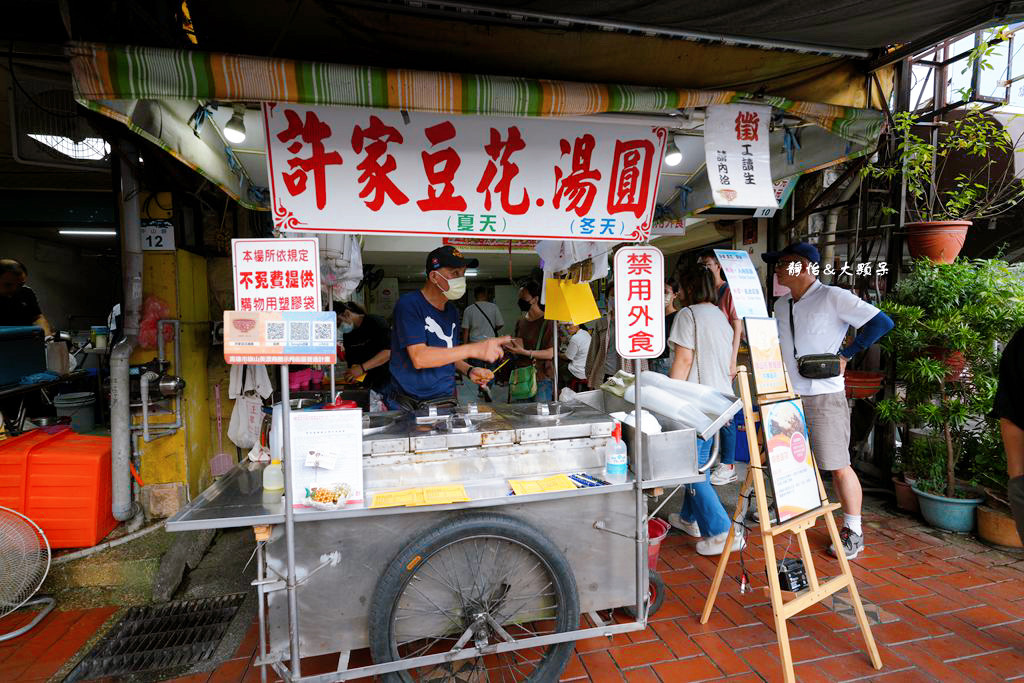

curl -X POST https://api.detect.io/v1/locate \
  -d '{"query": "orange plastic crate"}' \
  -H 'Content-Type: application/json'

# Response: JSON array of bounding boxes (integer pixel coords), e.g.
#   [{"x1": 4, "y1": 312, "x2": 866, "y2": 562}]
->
[{"x1": 0, "y1": 429, "x2": 117, "y2": 548}]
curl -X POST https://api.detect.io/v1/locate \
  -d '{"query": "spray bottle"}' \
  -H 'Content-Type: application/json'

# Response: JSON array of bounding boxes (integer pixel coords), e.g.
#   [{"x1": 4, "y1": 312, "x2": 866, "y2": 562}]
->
[{"x1": 605, "y1": 422, "x2": 629, "y2": 484}]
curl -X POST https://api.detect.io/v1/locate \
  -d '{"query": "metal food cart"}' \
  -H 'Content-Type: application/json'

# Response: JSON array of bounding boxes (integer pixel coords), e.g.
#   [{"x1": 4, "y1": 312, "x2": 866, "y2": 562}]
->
[{"x1": 167, "y1": 370, "x2": 740, "y2": 682}]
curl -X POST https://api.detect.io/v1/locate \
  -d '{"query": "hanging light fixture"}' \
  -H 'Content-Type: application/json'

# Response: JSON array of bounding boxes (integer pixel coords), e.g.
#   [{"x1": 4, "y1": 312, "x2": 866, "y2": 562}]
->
[
  {"x1": 664, "y1": 134, "x2": 682, "y2": 166},
  {"x1": 223, "y1": 104, "x2": 247, "y2": 144}
]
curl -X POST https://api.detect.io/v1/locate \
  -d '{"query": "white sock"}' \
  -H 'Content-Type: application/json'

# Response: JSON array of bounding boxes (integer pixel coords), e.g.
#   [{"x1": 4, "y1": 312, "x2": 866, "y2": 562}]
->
[{"x1": 843, "y1": 514, "x2": 862, "y2": 536}]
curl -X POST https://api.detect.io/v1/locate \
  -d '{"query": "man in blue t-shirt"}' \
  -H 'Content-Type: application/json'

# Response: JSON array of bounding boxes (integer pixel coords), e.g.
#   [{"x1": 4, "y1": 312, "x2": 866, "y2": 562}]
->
[{"x1": 386, "y1": 246, "x2": 509, "y2": 411}]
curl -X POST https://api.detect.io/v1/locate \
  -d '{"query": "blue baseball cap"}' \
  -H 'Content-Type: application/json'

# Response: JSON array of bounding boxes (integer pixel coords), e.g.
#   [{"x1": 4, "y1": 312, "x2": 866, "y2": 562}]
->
[{"x1": 761, "y1": 242, "x2": 821, "y2": 265}]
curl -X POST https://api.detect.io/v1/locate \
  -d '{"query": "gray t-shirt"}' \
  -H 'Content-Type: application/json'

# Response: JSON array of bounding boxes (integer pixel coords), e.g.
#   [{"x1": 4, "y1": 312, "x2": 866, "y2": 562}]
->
[
  {"x1": 461, "y1": 301, "x2": 504, "y2": 342},
  {"x1": 668, "y1": 303, "x2": 734, "y2": 393}
]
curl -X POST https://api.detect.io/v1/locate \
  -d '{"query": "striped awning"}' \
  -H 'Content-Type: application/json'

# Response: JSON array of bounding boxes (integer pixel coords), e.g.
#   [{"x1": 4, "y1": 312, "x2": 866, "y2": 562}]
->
[
  {"x1": 69, "y1": 42, "x2": 884, "y2": 145},
  {"x1": 68, "y1": 42, "x2": 885, "y2": 210}
]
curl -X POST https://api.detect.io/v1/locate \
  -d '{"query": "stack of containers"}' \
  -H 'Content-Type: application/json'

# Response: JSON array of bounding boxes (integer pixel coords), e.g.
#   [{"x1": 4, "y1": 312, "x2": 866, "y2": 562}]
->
[{"x1": 0, "y1": 428, "x2": 117, "y2": 548}]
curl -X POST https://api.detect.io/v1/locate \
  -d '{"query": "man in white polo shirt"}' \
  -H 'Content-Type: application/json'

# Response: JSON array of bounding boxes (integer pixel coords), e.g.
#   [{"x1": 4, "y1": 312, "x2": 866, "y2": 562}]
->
[{"x1": 763, "y1": 242, "x2": 894, "y2": 559}]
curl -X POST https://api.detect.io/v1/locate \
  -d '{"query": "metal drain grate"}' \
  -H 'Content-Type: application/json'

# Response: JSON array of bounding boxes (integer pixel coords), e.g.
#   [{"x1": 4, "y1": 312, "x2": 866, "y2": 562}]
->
[{"x1": 66, "y1": 593, "x2": 247, "y2": 681}]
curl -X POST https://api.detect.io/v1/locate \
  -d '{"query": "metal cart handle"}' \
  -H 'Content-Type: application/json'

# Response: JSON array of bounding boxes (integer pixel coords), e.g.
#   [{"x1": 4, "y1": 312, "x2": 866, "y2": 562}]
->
[{"x1": 697, "y1": 432, "x2": 721, "y2": 474}]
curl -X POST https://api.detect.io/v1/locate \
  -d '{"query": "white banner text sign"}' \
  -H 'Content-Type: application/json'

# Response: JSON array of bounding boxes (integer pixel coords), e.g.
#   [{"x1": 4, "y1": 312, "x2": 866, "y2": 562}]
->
[
  {"x1": 614, "y1": 246, "x2": 665, "y2": 359},
  {"x1": 704, "y1": 104, "x2": 777, "y2": 209},
  {"x1": 264, "y1": 104, "x2": 666, "y2": 242}
]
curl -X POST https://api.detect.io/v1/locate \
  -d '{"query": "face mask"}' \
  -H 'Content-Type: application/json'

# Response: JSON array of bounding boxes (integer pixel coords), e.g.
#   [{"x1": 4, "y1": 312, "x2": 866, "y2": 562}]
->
[
  {"x1": 339, "y1": 321, "x2": 354, "y2": 334},
  {"x1": 517, "y1": 298, "x2": 532, "y2": 312},
  {"x1": 438, "y1": 274, "x2": 466, "y2": 300}
]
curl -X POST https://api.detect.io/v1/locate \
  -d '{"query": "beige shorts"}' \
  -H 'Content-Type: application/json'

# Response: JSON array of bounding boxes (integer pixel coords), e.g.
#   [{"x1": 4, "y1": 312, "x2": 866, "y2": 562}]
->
[{"x1": 801, "y1": 391, "x2": 851, "y2": 471}]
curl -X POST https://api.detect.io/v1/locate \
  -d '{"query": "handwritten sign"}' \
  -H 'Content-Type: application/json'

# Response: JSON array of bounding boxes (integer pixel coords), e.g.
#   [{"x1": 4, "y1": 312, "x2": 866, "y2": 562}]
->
[
  {"x1": 264, "y1": 104, "x2": 666, "y2": 242},
  {"x1": 223, "y1": 310, "x2": 337, "y2": 365},
  {"x1": 714, "y1": 249, "x2": 768, "y2": 319},
  {"x1": 613, "y1": 246, "x2": 665, "y2": 359},
  {"x1": 704, "y1": 104, "x2": 777, "y2": 209},
  {"x1": 762, "y1": 399, "x2": 821, "y2": 522},
  {"x1": 231, "y1": 238, "x2": 320, "y2": 312},
  {"x1": 745, "y1": 318, "x2": 790, "y2": 395}
]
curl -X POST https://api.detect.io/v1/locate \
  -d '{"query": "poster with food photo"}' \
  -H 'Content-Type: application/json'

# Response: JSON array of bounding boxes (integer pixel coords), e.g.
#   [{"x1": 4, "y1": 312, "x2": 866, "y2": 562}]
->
[{"x1": 762, "y1": 399, "x2": 821, "y2": 522}]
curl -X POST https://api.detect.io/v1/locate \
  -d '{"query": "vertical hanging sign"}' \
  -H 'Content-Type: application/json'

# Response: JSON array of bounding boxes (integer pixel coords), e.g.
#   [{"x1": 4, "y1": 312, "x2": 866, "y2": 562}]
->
[
  {"x1": 704, "y1": 104, "x2": 777, "y2": 209},
  {"x1": 614, "y1": 246, "x2": 665, "y2": 358}
]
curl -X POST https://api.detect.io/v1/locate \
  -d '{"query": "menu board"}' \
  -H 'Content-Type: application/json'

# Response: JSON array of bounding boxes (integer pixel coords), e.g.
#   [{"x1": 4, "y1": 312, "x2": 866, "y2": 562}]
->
[
  {"x1": 762, "y1": 399, "x2": 821, "y2": 522},
  {"x1": 744, "y1": 317, "x2": 790, "y2": 395}
]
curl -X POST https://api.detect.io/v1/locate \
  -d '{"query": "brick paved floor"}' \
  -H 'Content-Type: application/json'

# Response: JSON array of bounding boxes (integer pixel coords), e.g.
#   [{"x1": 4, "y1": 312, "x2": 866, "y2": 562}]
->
[{"x1": 3, "y1": 505, "x2": 1023, "y2": 682}]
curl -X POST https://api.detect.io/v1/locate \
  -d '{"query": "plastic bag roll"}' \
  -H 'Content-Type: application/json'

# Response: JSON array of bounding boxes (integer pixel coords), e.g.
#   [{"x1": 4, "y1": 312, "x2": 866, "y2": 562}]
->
[{"x1": 623, "y1": 384, "x2": 713, "y2": 432}]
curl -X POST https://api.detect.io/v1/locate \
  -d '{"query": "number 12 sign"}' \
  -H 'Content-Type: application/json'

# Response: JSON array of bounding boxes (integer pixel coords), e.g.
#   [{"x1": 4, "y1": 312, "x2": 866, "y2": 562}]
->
[{"x1": 614, "y1": 246, "x2": 665, "y2": 359}]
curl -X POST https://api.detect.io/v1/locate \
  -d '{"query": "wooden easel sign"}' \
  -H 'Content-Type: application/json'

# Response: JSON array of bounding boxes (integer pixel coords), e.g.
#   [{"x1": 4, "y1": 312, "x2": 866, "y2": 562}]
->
[{"x1": 700, "y1": 367, "x2": 882, "y2": 683}]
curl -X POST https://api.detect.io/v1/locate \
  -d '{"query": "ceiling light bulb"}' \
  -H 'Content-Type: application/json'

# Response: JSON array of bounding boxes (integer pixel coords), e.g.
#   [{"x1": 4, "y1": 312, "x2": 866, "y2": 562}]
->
[
  {"x1": 224, "y1": 104, "x2": 246, "y2": 144},
  {"x1": 664, "y1": 136, "x2": 682, "y2": 167},
  {"x1": 59, "y1": 229, "x2": 117, "y2": 236}
]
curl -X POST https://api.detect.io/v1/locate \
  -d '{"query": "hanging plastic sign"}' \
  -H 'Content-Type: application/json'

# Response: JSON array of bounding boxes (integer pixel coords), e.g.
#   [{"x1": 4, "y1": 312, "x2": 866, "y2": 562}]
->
[
  {"x1": 264, "y1": 104, "x2": 666, "y2": 242},
  {"x1": 704, "y1": 104, "x2": 777, "y2": 210},
  {"x1": 714, "y1": 249, "x2": 768, "y2": 319},
  {"x1": 223, "y1": 310, "x2": 337, "y2": 365},
  {"x1": 231, "y1": 238, "x2": 320, "y2": 312},
  {"x1": 613, "y1": 246, "x2": 665, "y2": 358}
]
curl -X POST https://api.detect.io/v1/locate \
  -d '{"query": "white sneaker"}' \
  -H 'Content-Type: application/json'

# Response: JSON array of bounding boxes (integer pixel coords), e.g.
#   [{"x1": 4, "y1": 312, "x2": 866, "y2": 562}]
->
[
  {"x1": 667, "y1": 512, "x2": 701, "y2": 537},
  {"x1": 710, "y1": 464, "x2": 738, "y2": 486},
  {"x1": 696, "y1": 530, "x2": 746, "y2": 556}
]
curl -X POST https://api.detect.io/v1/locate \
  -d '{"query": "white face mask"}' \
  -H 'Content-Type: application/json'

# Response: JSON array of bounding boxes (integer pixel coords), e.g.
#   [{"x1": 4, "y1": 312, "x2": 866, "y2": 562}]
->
[{"x1": 436, "y1": 273, "x2": 466, "y2": 300}]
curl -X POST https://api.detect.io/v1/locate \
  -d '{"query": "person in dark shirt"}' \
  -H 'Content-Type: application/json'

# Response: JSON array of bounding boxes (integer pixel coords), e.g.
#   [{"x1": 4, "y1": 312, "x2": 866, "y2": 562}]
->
[
  {"x1": 386, "y1": 246, "x2": 509, "y2": 411},
  {"x1": 0, "y1": 259, "x2": 51, "y2": 335},
  {"x1": 994, "y1": 327, "x2": 1024, "y2": 541},
  {"x1": 335, "y1": 301, "x2": 391, "y2": 394}
]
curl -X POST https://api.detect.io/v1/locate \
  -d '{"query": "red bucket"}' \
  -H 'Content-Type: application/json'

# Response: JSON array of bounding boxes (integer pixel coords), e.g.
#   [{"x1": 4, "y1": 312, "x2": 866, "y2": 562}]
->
[{"x1": 647, "y1": 518, "x2": 671, "y2": 570}]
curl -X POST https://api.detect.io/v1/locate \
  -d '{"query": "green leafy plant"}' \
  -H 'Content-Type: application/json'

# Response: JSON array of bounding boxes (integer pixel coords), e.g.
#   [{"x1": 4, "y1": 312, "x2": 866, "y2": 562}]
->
[
  {"x1": 864, "y1": 107, "x2": 1024, "y2": 223},
  {"x1": 877, "y1": 259, "x2": 1024, "y2": 498}
]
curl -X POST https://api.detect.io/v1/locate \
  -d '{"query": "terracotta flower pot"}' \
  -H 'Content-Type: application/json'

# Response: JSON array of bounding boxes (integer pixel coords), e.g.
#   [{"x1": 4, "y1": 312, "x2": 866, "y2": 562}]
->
[
  {"x1": 977, "y1": 505, "x2": 1023, "y2": 548},
  {"x1": 906, "y1": 220, "x2": 971, "y2": 264},
  {"x1": 845, "y1": 370, "x2": 885, "y2": 399},
  {"x1": 924, "y1": 347, "x2": 967, "y2": 382},
  {"x1": 892, "y1": 476, "x2": 920, "y2": 514}
]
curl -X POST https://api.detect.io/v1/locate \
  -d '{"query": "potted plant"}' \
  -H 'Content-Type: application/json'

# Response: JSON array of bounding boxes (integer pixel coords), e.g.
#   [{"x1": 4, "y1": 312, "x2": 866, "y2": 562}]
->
[
  {"x1": 876, "y1": 259, "x2": 1024, "y2": 532},
  {"x1": 864, "y1": 108, "x2": 1024, "y2": 263},
  {"x1": 967, "y1": 419, "x2": 1024, "y2": 547}
]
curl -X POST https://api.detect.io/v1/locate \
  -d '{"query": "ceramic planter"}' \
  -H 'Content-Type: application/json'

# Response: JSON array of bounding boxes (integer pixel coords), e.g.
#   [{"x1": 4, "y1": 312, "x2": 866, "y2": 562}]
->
[
  {"x1": 906, "y1": 220, "x2": 971, "y2": 264},
  {"x1": 892, "y1": 476, "x2": 920, "y2": 514},
  {"x1": 912, "y1": 485, "x2": 985, "y2": 532},
  {"x1": 924, "y1": 346, "x2": 967, "y2": 382},
  {"x1": 977, "y1": 505, "x2": 1023, "y2": 548},
  {"x1": 845, "y1": 370, "x2": 885, "y2": 399}
]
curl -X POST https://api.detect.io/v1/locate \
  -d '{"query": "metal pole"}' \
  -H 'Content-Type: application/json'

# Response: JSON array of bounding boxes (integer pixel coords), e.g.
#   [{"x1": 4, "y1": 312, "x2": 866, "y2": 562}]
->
[
  {"x1": 279, "y1": 365, "x2": 302, "y2": 677},
  {"x1": 632, "y1": 359, "x2": 646, "y2": 619},
  {"x1": 257, "y1": 542, "x2": 268, "y2": 683},
  {"x1": 329, "y1": 364, "x2": 336, "y2": 403},
  {"x1": 551, "y1": 321, "x2": 559, "y2": 399}
]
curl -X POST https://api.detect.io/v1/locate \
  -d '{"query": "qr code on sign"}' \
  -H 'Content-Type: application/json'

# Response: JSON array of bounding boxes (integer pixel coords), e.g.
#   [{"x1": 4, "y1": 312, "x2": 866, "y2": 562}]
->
[
  {"x1": 313, "y1": 322, "x2": 334, "y2": 342},
  {"x1": 265, "y1": 322, "x2": 285, "y2": 343},
  {"x1": 289, "y1": 322, "x2": 311, "y2": 344}
]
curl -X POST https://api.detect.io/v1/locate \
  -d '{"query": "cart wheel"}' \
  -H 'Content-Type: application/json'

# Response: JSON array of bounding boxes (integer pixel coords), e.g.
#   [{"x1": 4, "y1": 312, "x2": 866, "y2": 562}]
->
[
  {"x1": 369, "y1": 513, "x2": 580, "y2": 682},
  {"x1": 622, "y1": 569, "x2": 666, "y2": 619}
]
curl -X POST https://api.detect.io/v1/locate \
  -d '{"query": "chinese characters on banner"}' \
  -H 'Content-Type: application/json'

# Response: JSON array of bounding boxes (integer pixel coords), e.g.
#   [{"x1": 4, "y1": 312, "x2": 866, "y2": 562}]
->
[
  {"x1": 714, "y1": 249, "x2": 769, "y2": 319},
  {"x1": 231, "y1": 238, "x2": 321, "y2": 313},
  {"x1": 614, "y1": 246, "x2": 665, "y2": 359},
  {"x1": 264, "y1": 104, "x2": 667, "y2": 242},
  {"x1": 704, "y1": 104, "x2": 777, "y2": 209}
]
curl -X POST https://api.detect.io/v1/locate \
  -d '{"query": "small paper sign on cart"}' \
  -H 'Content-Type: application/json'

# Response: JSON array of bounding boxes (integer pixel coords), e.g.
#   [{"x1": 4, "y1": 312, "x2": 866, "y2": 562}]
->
[
  {"x1": 289, "y1": 409, "x2": 364, "y2": 509},
  {"x1": 761, "y1": 399, "x2": 821, "y2": 522},
  {"x1": 613, "y1": 246, "x2": 665, "y2": 359}
]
